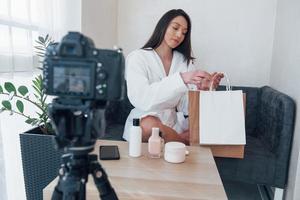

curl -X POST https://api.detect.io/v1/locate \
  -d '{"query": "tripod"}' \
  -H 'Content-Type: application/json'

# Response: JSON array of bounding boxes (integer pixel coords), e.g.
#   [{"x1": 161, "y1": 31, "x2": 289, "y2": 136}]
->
[{"x1": 48, "y1": 98, "x2": 118, "y2": 200}]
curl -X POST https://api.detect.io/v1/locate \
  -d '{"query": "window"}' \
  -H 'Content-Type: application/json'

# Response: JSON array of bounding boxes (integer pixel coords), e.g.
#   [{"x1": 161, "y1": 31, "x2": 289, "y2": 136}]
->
[{"x1": 0, "y1": 0, "x2": 81, "y2": 75}]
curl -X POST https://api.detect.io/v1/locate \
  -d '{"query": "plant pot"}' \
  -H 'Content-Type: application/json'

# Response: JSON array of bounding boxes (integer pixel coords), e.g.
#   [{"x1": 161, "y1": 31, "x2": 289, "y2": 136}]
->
[{"x1": 20, "y1": 128, "x2": 63, "y2": 200}]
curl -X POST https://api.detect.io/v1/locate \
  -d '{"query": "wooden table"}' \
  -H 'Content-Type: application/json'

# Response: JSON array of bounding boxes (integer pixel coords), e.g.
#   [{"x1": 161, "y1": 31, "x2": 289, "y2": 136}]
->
[{"x1": 43, "y1": 140, "x2": 227, "y2": 200}]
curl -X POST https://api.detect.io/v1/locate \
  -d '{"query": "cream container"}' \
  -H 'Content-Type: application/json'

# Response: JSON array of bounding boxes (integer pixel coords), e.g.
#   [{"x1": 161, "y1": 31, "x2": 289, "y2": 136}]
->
[{"x1": 164, "y1": 142, "x2": 187, "y2": 163}]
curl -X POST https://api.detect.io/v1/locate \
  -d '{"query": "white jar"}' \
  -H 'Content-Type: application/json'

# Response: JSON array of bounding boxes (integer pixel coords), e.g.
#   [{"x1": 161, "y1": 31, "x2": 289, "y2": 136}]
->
[{"x1": 164, "y1": 142, "x2": 187, "y2": 163}]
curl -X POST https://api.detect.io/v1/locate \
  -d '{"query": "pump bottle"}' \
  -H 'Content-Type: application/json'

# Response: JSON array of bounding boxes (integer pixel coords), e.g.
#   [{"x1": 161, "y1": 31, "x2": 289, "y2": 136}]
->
[{"x1": 129, "y1": 118, "x2": 142, "y2": 157}]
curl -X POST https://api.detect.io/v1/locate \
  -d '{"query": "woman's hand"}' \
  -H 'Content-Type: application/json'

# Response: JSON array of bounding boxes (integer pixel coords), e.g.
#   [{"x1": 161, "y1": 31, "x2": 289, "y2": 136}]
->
[
  {"x1": 196, "y1": 78, "x2": 210, "y2": 90},
  {"x1": 196, "y1": 72, "x2": 224, "y2": 90},
  {"x1": 179, "y1": 130, "x2": 190, "y2": 145},
  {"x1": 211, "y1": 72, "x2": 224, "y2": 89},
  {"x1": 180, "y1": 70, "x2": 211, "y2": 85}
]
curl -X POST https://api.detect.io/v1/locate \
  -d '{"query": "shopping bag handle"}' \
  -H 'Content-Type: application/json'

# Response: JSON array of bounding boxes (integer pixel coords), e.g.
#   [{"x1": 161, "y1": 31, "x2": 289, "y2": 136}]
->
[{"x1": 209, "y1": 72, "x2": 232, "y2": 91}]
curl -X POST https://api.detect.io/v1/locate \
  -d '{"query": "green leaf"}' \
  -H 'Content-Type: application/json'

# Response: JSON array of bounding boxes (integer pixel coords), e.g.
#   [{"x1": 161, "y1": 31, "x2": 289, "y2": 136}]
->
[
  {"x1": 2, "y1": 100, "x2": 12, "y2": 110},
  {"x1": 33, "y1": 85, "x2": 41, "y2": 95},
  {"x1": 33, "y1": 76, "x2": 43, "y2": 90},
  {"x1": 42, "y1": 95, "x2": 47, "y2": 104},
  {"x1": 35, "y1": 40, "x2": 45, "y2": 46},
  {"x1": 32, "y1": 119, "x2": 40, "y2": 126},
  {"x1": 0, "y1": 85, "x2": 3, "y2": 93},
  {"x1": 34, "y1": 50, "x2": 45, "y2": 54},
  {"x1": 38, "y1": 36, "x2": 45, "y2": 43},
  {"x1": 16, "y1": 100, "x2": 24, "y2": 113},
  {"x1": 34, "y1": 46, "x2": 45, "y2": 51},
  {"x1": 33, "y1": 79, "x2": 40, "y2": 88},
  {"x1": 45, "y1": 34, "x2": 49, "y2": 42},
  {"x1": 36, "y1": 75, "x2": 43, "y2": 82},
  {"x1": 25, "y1": 118, "x2": 34, "y2": 124},
  {"x1": 35, "y1": 54, "x2": 45, "y2": 58},
  {"x1": 35, "y1": 49, "x2": 46, "y2": 53},
  {"x1": 4, "y1": 82, "x2": 16, "y2": 93},
  {"x1": 18, "y1": 86, "x2": 29, "y2": 96},
  {"x1": 36, "y1": 112, "x2": 42, "y2": 117},
  {"x1": 0, "y1": 107, "x2": 6, "y2": 113}
]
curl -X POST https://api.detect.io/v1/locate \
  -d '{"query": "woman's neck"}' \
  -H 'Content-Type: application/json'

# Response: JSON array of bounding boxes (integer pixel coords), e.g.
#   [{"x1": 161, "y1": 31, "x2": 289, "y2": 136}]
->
[{"x1": 155, "y1": 42, "x2": 173, "y2": 61}]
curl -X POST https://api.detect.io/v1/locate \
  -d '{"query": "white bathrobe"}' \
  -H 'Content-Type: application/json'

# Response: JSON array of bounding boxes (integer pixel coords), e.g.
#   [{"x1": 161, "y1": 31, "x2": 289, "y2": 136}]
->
[{"x1": 123, "y1": 48, "x2": 196, "y2": 141}]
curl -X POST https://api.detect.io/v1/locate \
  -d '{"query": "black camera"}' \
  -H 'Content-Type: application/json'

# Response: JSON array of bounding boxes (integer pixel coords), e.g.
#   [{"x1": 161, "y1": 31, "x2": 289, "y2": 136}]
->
[
  {"x1": 43, "y1": 32, "x2": 125, "y2": 152},
  {"x1": 43, "y1": 32, "x2": 125, "y2": 101}
]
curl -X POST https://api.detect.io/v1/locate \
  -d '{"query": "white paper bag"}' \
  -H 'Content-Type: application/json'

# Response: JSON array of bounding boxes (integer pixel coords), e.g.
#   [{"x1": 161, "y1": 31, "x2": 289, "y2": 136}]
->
[{"x1": 199, "y1": 90, "x2": 246, "y2": 145}]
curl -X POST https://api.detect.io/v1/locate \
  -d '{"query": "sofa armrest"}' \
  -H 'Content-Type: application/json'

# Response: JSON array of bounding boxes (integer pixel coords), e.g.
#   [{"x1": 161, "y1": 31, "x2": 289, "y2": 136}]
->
[{"x1": 257, "y1": 86, "x2": 296, "y2": 187}]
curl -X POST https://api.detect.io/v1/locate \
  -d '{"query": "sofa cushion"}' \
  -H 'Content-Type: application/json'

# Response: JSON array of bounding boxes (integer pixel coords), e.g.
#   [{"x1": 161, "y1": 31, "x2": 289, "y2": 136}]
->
[
  {"x1": 105, "y1": 85, "x2": 134, "y2": 125},
  {"x1": 103, "y1": 84, "x2": 133, "y2": 140},
  {"x1": 215, "y1": 135, "x2": 276, "y2": 186},
  {"x1": 101, "y1": 123, "x2": 125, "y2": 141}
]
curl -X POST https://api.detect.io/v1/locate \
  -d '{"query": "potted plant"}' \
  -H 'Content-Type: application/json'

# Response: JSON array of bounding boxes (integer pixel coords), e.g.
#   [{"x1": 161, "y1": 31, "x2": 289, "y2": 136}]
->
[{"x1": 0, "y1": 35, "x2": 62, "y2": 200}]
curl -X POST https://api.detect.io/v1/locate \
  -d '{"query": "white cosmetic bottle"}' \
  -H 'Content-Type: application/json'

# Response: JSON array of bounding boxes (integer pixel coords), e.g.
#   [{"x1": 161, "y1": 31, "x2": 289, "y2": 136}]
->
[
  {"x1": 129, "y1": 118, "x2": 142, "y2": 157},
  {"x1": 148, "y1": 127, "x2": 163, "y2": 158}
]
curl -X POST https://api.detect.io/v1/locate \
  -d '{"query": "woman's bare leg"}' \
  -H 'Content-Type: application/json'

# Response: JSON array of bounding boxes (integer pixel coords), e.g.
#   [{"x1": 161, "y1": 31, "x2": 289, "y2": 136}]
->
[{"x1": 140, "y1": 116, "x2": 189, "y2": 145}]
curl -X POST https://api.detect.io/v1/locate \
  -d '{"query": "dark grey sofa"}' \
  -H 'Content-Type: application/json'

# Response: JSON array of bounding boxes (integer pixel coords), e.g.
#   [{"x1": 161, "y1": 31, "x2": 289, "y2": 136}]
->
[{"x1": 103, "y1": 85, "x2": 296, "y2": 190}]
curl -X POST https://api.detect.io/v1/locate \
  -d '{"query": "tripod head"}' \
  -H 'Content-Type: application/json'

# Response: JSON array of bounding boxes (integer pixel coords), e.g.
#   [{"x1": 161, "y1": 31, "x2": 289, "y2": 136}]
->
[{"x1": 48, "y1": 98, "x2": 104, "y2": 155}]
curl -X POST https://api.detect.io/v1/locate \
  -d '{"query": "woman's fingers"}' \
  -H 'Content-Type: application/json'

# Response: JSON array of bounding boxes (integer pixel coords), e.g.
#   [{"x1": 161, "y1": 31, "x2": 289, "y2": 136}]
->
[
  {"x1": 195, "y1": 70, "x2": 211, "y2": 79},
  {"x1": 181, "y1": 70, "x2": 224, "y2": 87},
  {"x1": 211, "y1": 73, "x2": 224, "y2": 89},
  {"x1": 192, "y1": 76, "x2": 203, "y2": 82}
]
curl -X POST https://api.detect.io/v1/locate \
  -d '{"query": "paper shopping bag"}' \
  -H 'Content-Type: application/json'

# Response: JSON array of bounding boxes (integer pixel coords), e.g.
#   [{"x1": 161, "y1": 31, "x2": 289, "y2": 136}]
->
[
  {"x1": 199, "y1": 90, "x2": 246, "y2": 145},
  {"x1": 189, "y1": 90, "x2": 246, "y2": 158}
]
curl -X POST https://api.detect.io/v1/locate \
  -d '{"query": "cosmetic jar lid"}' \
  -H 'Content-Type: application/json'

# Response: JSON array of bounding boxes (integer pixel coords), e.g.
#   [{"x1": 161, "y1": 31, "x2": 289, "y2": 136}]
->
[{"x1": 165, "y1": 142, "x2": 186, "y2": 153}]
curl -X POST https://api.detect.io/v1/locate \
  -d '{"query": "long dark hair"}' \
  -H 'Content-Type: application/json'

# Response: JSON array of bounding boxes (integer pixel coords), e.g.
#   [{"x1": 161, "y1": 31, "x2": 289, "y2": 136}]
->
[{"x1": 142, "y1": 9, "x2": 194, "y2": 65}]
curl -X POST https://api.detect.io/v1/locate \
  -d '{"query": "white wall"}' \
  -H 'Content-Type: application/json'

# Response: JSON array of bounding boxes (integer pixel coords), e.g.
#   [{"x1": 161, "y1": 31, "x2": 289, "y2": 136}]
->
[
  {"x1": 81, "y1": 0, "x2": 118, "y2": 49},
  {"x1": 52, "y1": 0, "x2": 82, "y2": 40},
  {"x1": 269, "y1": 0, "x2": 300, "y2": 199},
  {"x1": 117, "y1": 0, "x2": 277, "y2": 87}
]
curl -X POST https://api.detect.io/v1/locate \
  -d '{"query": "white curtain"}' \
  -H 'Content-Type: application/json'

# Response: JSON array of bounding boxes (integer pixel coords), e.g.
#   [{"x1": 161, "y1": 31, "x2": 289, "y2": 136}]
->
[
  {"x1": 0, "y1": 1, "x2": 81, "y2": 199},
  {"x1": 0, "y1": 0, "x2": 81, "y2": 77}
]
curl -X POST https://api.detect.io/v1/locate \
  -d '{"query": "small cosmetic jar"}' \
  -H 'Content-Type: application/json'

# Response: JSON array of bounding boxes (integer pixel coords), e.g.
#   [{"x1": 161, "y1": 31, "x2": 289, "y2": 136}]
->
[{"x1": 164, "y1": 142, "x2": 187, "y2": 163}]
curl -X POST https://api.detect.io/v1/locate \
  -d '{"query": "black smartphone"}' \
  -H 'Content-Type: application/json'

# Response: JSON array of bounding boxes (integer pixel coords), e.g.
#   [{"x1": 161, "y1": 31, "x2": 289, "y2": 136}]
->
[{"x1": 99, "y1": 145, "x2": 120, "y2": 160}]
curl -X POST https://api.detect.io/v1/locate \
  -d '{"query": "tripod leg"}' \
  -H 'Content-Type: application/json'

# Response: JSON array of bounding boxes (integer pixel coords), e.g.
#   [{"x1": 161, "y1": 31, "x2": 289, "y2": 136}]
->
[
  {"x1": 89, "y1": 156, "x2": 118, "y2": 200},
  {"x1": 51, "y1": 185, "x2": 63, "y2": 200},
  {"x1": 51, "y1": 174, "x2": 87, "y2": 200},
  {"x1": 51, "y1": 155, "x2": 88, "y2": 200}
]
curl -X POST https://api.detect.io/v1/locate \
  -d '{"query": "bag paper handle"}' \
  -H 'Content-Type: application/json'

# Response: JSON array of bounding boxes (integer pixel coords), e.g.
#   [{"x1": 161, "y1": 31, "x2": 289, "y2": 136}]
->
[{"x1": 209, "y1": 72, "x2": 232, "y2": 91}]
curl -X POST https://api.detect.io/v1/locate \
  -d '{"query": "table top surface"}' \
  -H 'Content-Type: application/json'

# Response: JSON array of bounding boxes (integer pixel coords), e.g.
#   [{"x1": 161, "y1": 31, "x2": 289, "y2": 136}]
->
[{"x1": 44, "y1": 140, "x2": 227, "y2": 200}]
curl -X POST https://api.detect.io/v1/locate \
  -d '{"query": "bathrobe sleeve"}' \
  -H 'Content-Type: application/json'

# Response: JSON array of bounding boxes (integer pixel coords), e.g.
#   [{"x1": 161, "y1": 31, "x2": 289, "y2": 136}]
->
[
  {"x1": 176, "y1": 62, "x2": 198, "y2": 115},
  {"x1": 126, "y1": 51, "x2": 188, "y2": 112}
]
